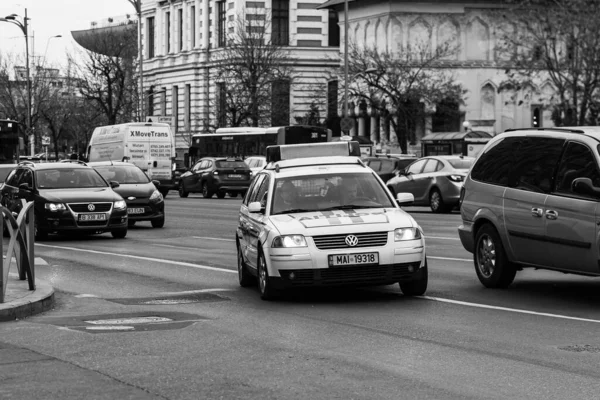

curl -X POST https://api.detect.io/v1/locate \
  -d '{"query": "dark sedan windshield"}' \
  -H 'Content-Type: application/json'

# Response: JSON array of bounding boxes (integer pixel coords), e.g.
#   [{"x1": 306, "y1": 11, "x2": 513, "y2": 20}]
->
[
  {"x1": 94, "y1": 165, "x2": 150, "y2": 184},
  {"x1": 36, "y1": 168, "x2": 108, "y2": 189}
]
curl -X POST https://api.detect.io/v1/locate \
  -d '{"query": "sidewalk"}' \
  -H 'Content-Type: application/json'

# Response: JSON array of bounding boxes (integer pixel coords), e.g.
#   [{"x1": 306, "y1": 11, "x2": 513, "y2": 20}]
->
[{"x1": 0, "y1": 259, "x2": 55, "y2": 322}]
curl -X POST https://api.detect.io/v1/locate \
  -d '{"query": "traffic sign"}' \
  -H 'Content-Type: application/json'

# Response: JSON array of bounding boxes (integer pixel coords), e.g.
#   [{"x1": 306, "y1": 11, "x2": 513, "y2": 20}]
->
[
  {"x1": 340, "y1": 117, "x2": 354, "y2": 133},
  {"x1": 146, "y1": 116, "x2": 174, "y2": 127},
  {"x1": 41, "y1": 136, "x2": 50, "y2": 146}
]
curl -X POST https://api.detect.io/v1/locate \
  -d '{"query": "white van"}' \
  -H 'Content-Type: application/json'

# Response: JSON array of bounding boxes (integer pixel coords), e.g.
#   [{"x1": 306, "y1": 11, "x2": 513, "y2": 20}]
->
[{"x1": 87, "y1": 122, "x2": 176, "y2": 195}]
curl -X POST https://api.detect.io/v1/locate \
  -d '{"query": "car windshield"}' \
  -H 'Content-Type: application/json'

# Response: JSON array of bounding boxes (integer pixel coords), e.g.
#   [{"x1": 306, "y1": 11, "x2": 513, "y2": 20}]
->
[
  {"x1": 216, "y1": 161, "x2": 247, "y2": 169},
  {"x1": 94, "y1": 165, "x2": 150, "y2": 184},
  {"x1": 448, "y1": 159, "x2": 474, "y2": 169},
  {"x1": 36, "y1": 168, "x2": 108, "y2": 189},
  {"x1": 271, "y1": 172, "x2": 396, "y2": 215}
]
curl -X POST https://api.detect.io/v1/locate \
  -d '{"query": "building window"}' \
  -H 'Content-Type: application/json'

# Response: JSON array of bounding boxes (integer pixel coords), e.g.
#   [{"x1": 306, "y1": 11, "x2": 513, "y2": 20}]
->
[
  {"x1": 166, "y1": 11, "x2": 171, "y2": 53},
  {"x1": 161, "y1": 87, "x2": 167, "y2": 115},
  {"x1": 272, "y1": 0, "x2": 289, "y2": 46},
  {"x1": 271, "y1": 80, "x2": 290, "y2": 126},
  {"x1": 327, "y1": 80, "x2": 338, "y2": 118},
  {"x1": 217, "y1": 1, "x2": 226, "y2": 47},
  {"x1": 217, "y1": 83, "x2": 227, "y2": 127},
  {"x1": 328, "y1": 10, "x2": 340, "y2": 46},
  {"x1": 147, "y1": 17, "x2": 155, "y2": 58},
  {"x1": 147, "y1": 87, "x2": 155, "y2": 116},
  {"x1": 185, "y1": 84, "x2": 191, "y2": 130},
  {"x1": 191, "y1": 6, "x2": 196, "y2": 48},
  {"x1": 178, "y1": 8, "x2": 184, "y2": 51},
  {"x1": 172, "y1": 85, "x2": 179, "y2": 132}
]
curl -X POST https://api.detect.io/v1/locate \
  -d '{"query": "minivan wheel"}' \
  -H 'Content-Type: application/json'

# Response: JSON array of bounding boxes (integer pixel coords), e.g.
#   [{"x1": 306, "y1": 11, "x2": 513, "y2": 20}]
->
[
  {"x1": 178, "y1": 182, "x2": 189, "y2": 198},
  {"x1": 474, "y1": 224, "x2": 516, "y2": 288},
  {"x1": 216, "y1": 191, "x2": 226, "y2": 199},
  {"x1": 430, "y1": 189, "x2": 450, "y2": 213},
  {"x1": 151, "y1": 215, "x2": 165, "y2": 228}
]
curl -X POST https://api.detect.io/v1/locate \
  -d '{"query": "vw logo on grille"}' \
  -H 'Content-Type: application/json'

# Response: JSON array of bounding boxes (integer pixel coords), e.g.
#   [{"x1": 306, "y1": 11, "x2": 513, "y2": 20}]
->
[
  {"x1": 345, "y1": 235, "x2": 359, "y2": 247},
  {"x1": 87, "y1": 204, "x2": 95, "y2": 211}
]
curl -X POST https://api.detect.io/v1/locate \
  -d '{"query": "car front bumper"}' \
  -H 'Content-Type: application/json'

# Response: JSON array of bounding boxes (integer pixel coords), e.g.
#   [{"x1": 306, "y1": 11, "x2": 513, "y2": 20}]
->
[{"x1": 39, "y1": 208, "x2": 128, "y2": 233}]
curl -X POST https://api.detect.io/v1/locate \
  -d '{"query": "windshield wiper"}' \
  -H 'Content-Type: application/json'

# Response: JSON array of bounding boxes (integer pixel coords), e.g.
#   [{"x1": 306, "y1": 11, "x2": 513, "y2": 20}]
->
[
  {"x1": 319, "y1": 205, "x2": 375, "y2": 211},
  {"x1": 277, "y1": 208, "x2": 312, "y2": 214}
]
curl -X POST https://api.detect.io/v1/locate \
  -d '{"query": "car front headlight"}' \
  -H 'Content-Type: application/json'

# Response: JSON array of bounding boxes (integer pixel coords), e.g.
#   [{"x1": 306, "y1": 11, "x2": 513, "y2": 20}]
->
[
  {"x1": 149, "y1": 190, "x2": 164, "y2": 202},
  {"x1": 272, "y1": 235, "x2": 308, "y2": 248},
  {"x1": 114, "y1": 200, "x2": 127, "y2": 210},
  {"x1": 44, "y1": 203, "x2": 66, "y2": 212},
  {"x1": 394, "y1": 227, "x2": 421, "y2": 241}
]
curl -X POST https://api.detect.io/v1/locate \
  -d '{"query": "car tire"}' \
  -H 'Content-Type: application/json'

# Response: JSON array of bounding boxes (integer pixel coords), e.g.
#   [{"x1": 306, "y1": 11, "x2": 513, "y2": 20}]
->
[
  {"x1": 237, "y1": 242, "x2": 255, "y2": 287},
  {"x1": 202, "y1": 182, "x2": 213, "y2": 198},
  {"x1": 178, "y1": 182, "x2": 189, "y2": 198},
  {"x1": 258, "y1": 249, "x2": 278, "y2": 300},
  {"x1": 34, "y1": 220, "x2": 48, "y2": 241},
  {"x1": 111, "y1": 228, "x2": 127, "y2": 239},
  {"x1": 474, "y1": 224, "x2": 517, "y2": 288},
  {"x1": 429, "y1": 189, "x2": 450, "y2": 213},
  {"x1": 399, "y1": 261, "x2": 428, "y2": 296},
  {"x1": 151, "y1": 215, "x2": 165, "y2": 228},
  {"x1": 216, "y1": 191, "x2": 226, "y2": 199}
]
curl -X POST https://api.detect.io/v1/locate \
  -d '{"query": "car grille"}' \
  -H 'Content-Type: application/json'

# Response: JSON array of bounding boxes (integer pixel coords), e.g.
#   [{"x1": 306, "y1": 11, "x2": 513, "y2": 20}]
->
[
  {"x1": 279, "y1": 262, "x2": 421, "y2": 286},
  {"x1": 312, "y1": 231, "x2": 388, "y2": 249},
  {"x1": 68, "y1": 202, "x2": 113, "y2": 213}
]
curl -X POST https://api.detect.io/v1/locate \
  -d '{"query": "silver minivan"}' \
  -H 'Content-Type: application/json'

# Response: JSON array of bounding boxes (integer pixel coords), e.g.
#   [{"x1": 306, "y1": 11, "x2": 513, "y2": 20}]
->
[{"x1": 459, "y1": 127, "x2": 600, "y2": 288}]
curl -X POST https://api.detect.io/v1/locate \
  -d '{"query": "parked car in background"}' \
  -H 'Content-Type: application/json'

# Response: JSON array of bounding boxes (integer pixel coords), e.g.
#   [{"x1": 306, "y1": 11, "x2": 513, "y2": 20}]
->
[
  {"x1": 364, "y1": 154, "x2": 418, "y2": 183},
  {"x1": 0, "y1": 161, "x2": 128, "y2": 240},
  {"x1": 178, "y1": 157, "x2": 252, "y2": 198},
  {"x1": 244, "y1": 155, "x2": 267, "y2": 175},
  {"x1": 386, "y1": 155, "x2": 475, "y2": 213},
  {"x1": 89, "y1": 161, "x2": 165, "y2": 228}
]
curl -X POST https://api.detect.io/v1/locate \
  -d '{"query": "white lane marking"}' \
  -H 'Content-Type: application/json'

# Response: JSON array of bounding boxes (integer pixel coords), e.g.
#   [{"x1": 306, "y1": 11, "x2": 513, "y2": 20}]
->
[
  {"x1": 425, "y1": 236, "x2": 461, "y2": 241},
  {"x1": 75, "y1": 294, "x2": 99, "y2": 298},
  {"x1": 422, "y1": 296, "x2": 600, "y2": 324},
  {"x1": 192, "y1": 236, "x2": 235, "y2": 242},
  {"x1": 429, "y1": 256, "x2": 472, "y2": 262},
  {"x1": 36, "y1": 244, "x2": 237, "y2": 274},
  {"x1": 154, "y1": 243, "x2": 199, "y2": 250}
]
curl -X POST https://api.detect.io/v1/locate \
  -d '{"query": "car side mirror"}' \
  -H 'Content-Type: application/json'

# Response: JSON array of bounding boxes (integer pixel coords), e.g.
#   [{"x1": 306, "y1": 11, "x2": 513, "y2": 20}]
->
[
  {"x1": 396, "y1": 192, "x2": 414, "y2": 206},
  {"x1": 110, "y1": 181, "x2": 120, "y2": 189},
  {"x1": 572, "y1": 177, "x2": 600, "y2": 197},
  {"x1": 152, "y1": 180, "x2": 160, "y2": 188},
  {"x1": 248, "y1": 201, "x2": 264, "y2": 213}
]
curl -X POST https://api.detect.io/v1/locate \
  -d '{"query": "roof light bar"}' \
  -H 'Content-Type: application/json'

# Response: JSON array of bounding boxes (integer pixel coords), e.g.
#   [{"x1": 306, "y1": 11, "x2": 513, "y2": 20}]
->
[{"x1": 266, "y1": 141, "x2": 361, "y2": 163}]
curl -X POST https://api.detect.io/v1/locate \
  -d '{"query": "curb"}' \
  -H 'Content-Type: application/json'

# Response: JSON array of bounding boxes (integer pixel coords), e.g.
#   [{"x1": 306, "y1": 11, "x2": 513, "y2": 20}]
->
[{"x1": 0, "y1": 279, "x2": 55, "y2": 322}]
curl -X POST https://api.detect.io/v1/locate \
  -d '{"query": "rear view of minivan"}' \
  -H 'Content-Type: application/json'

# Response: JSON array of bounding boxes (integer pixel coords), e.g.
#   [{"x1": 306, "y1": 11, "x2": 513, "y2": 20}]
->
[{"x1": 459, "y1": 127, "x2": 600, "y2": 288}]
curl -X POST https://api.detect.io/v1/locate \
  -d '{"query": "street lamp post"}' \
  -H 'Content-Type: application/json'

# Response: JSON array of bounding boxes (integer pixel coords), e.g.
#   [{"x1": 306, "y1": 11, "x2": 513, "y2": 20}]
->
[{"x1": 0, "y1": 9, "x2": 33, "y2": 156}]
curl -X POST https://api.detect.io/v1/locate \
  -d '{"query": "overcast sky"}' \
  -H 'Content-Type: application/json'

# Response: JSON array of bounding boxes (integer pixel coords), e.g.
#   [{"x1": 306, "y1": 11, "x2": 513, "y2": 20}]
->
[{"x1": 1, "y1": 0, "x2": 134, "y2": 68}]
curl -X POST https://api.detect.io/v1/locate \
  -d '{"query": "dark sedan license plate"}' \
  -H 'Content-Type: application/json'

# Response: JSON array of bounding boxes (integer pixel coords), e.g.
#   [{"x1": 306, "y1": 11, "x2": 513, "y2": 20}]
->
[
  {"x1": 128, "y1": 208, "x2": 145, "y2": 214},
  {"x1": 228, "y1": 174, "x2": 243, "y2": 179},
  {"x1": 78, "y1": 213, "x2": 106, "y2": 221},
  {"x1": 329, "y1": 252, "x2": 379, "y2": 266}
]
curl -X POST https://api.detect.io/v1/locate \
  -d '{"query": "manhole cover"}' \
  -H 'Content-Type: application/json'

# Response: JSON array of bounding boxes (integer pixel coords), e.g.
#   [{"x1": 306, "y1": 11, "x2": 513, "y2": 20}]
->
[{"x1": 558, "y1": 344, "x2": 600, "y2": 353}]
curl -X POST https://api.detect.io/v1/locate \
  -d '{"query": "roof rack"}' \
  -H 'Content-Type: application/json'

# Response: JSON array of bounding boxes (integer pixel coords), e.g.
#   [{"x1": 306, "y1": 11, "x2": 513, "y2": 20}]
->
[{"x1": 503, "y1": 127, "x2": 585, "y2": 134}]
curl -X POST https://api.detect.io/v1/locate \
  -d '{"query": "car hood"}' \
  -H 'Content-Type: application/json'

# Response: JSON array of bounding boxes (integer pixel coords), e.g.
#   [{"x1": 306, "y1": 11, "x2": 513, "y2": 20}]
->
[
  {"x1": 112, "y1": 183, "x2": 156, "y2": 199},
  {"x1": 268, "y1": 208, "x2": 416, "y2": 235},
  {"x1": 39, "y1": 187, "x2": 122, "y2": 203}
]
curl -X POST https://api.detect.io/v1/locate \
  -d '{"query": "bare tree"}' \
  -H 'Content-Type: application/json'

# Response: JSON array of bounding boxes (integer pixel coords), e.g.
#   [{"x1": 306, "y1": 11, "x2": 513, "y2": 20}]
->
[
  {"x1": 347, "y1": 40, "x2": 466, "y2": 153},
  {"x1": 68, "y1": 26, "x2": 138, "y2": 125},
  {"x1": 497, "y1": 0, "x2": 600, "y2": 126},
  {"x1": 211, "y1": 10, "x2": 293, "y2": 127}
]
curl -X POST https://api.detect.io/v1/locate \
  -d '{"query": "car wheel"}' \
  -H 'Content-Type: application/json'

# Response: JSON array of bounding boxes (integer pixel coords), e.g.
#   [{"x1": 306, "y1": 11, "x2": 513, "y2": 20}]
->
[
  {"x1": 151, "y1": 215, "x2": 165, "y2": 228},
  {"x1": 474, "y1": 224, "x2": 517, "y2": 288},
  {"x1": 216, "y1": 191, "x2": 226, "y2": 199},
  {"x1": 429, "y1": 189, "x2": 450, "y2": 213},
  {"x1": 399, "y1": 261, "x2": 428, "y2": 296},
  {"x1": 178, "y1": 182, "x2": 189, "y2": 198},
  {"x1": 34, "y1": 220, "x2": 48, "y2": 241},
  {"x1": 111, "y1": 228, "x2": 127, "y2": 239},
  {"x1": 237, "y1": 242, "x2": 255, "y2": 287},
  {"x1": 258, "y1": 249, "x2": 277, "y2": 300},
  {"x1": 202, "y1": 182, "x2": 213, "y2": 198}
]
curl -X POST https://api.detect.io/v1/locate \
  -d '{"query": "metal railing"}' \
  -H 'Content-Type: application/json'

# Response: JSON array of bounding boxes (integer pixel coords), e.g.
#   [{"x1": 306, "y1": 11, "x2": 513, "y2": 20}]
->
[{"x1": 0, "y1": 200, "x2": 35, "y2": 303}]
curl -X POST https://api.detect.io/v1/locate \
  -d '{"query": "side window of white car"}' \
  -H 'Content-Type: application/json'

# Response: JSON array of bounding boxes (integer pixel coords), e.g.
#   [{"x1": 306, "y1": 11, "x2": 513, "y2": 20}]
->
[
  {"x1": 247, "y1": 174, "x2": 266, "y2": 204},
  {"x1": 407, "y1": 159, "x2": 427, "y2": 174}
]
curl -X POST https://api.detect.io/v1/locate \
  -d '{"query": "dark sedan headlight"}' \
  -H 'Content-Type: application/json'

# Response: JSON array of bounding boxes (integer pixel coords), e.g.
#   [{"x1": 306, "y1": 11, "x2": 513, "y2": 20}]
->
[
  {"x1": 44, "y1": 203, "x2": 66, "y2": 212},
  {"x1": 149, "y1": 190, "x2": 164, "y2": 203}
]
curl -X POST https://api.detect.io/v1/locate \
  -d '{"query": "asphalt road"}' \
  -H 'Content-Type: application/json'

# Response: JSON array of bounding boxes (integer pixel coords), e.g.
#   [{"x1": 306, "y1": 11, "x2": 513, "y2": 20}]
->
[{"x1": 2, "y1": 195, "x2": 600, "y2": 399}]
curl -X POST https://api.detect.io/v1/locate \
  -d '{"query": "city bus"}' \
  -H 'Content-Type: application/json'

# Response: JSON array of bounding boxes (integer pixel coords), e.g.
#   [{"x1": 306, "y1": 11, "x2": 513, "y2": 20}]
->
[{"x1": 187, "y1": 125, "x2": 332, "y2": 166}]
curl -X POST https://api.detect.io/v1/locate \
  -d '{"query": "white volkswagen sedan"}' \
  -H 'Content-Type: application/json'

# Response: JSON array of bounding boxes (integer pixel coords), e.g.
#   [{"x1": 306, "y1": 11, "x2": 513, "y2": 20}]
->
[{"x1": 236, "y1": 141, "x2": 428, "y2": 300}]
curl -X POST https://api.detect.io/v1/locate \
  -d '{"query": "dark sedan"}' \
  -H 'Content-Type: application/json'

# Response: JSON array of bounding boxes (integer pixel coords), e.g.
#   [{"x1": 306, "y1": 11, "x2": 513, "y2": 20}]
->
[
  {"x1": 178, "y1": 157, "x2": 252, "y2": 198},
  {"x1": 89, "y1": 161, "x2": 165, "y2": 228}
]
